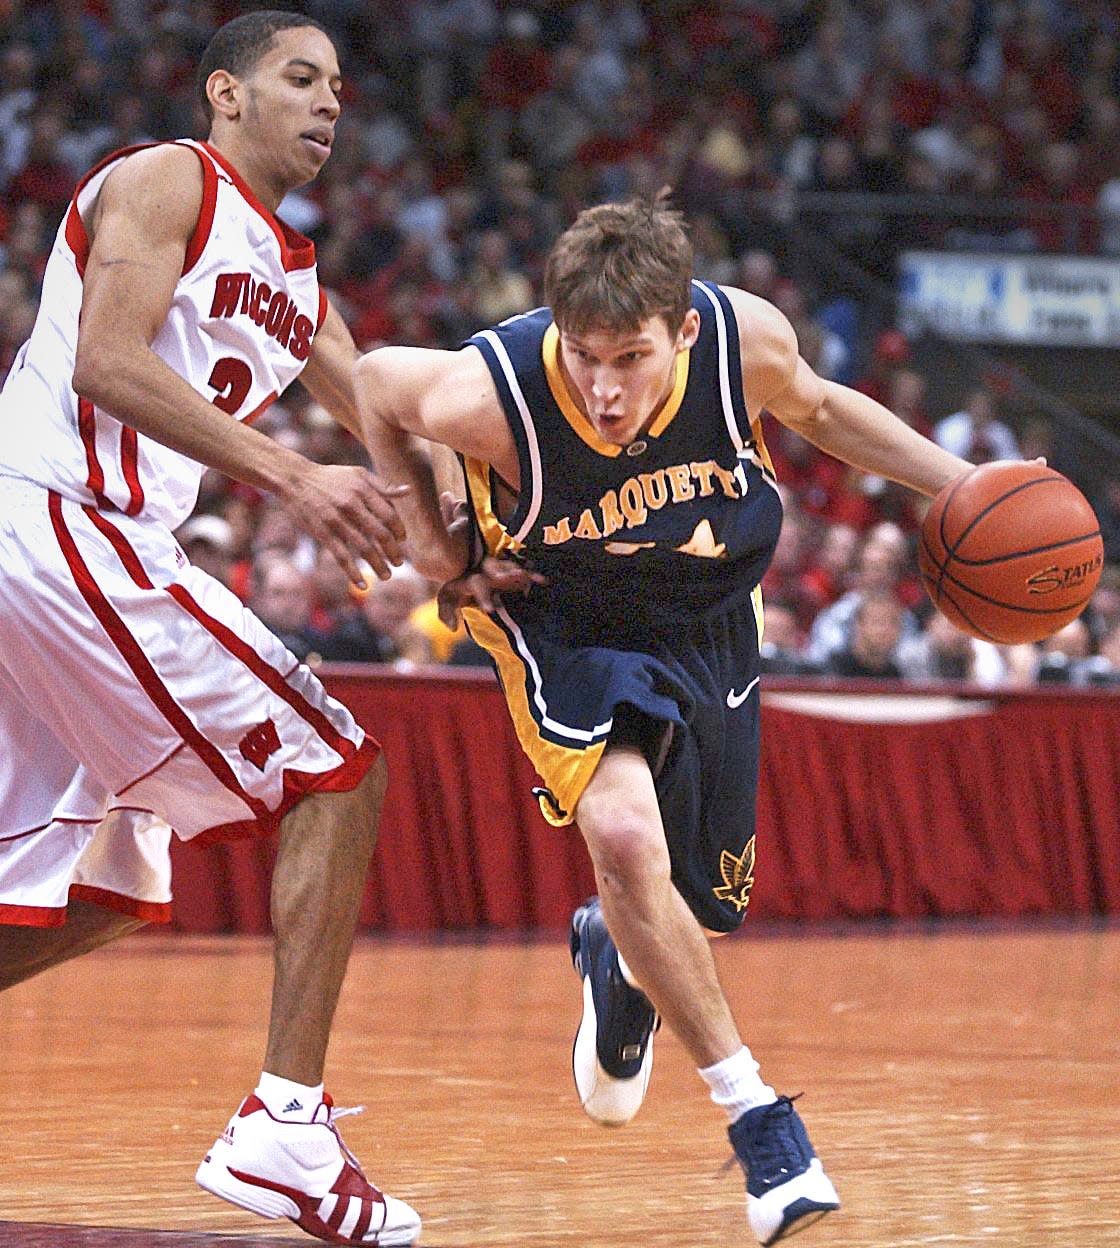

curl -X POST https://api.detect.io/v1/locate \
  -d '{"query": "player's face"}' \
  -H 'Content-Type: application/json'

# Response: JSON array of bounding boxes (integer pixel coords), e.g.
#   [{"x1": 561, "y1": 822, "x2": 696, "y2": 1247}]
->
[
  {"x1": 241, "y1": 27, "x2": 342, "y2": 187},
  {"x1": 559, "y1": 310, "x2": 700, "y2": 447}
]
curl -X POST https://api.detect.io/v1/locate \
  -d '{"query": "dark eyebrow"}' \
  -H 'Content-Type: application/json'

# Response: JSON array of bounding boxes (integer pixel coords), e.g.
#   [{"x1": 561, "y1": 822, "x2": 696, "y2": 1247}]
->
[
  {"x1": 568, "y1": 336, "x2": 653, "y2": 351},
  {"x1": 285, "y1": 58, "x2": 342, "y2": 84}
]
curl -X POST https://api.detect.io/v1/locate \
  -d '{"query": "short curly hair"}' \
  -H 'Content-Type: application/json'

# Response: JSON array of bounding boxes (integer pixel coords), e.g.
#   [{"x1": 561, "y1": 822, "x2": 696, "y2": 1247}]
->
[{"x1": 197, "y1": 10, "x2": 331, "y2": 118}]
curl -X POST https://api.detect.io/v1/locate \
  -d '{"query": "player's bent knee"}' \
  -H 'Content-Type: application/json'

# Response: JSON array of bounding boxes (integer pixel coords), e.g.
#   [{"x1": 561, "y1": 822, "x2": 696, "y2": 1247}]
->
[
  {"x1": 577, "y1": 783, "x2": 659, "y2": 840},
  {"x1": 0, "y1": 902, "x2": 147, "y2": 992},
  {"x1": 580, "y1": 817, "x2": 670, "y2": 890}
]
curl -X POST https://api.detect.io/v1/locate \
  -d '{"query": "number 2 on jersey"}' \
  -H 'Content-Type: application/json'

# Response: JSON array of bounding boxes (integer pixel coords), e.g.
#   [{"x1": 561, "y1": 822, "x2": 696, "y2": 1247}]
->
[{"x1": 208, "y1": 357, "x2": 252, "y2": 416}]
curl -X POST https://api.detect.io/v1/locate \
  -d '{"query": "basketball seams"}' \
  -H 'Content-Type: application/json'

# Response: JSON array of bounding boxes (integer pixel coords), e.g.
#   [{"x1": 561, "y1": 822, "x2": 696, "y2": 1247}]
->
[
  {"x1": 926, "y1": 576, "x2": 1003, "y2": 643},
  {"x1": 926, "y1": 556, "x2": 1096, "y2": 616},
  {"x1": 944, "y1": 529, "x2": 1102, "y2": 568},
  {"x1": 923, "y1": 464, "x2": 1102, "y2": 643},
  {"x1": 941, "y1": 473, "x2": 1062, "y2": 557},
  {"x1": 935, "y1": 468, "x2": 975, "y2": 554},
  {"x1": 934, "y1": 469, "x2": 977, "y2": 603},
  {"x1": 918, "y1": 531, "x2": 949, "y2": 608}
]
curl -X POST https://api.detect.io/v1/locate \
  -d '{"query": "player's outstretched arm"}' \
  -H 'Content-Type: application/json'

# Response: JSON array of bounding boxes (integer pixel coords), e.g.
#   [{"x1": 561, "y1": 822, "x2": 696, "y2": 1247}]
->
[
  {"x1": 354, "y1": 345, "x2": 515, "y2": 582},
  {"x1": 71, "y1": 146, "x2": 406, "y2": 583},
  {"x1": 723, "y1": 286, "x2": 972, "y2": 498},
  {"x1": 300, "y1": 296, "x2": 363, "y2": 438}
]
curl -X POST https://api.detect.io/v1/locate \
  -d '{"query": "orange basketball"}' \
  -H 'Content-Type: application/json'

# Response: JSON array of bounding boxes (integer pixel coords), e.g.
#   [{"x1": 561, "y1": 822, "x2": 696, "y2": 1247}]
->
[{"x1": 919, "y1": 461, "x2": 1103, "y2": 645}]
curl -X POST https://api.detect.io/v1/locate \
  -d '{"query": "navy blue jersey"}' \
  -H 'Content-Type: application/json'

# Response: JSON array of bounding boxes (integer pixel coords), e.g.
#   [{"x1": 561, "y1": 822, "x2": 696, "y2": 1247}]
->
[
  {"x1": 460, "y1": 281, "x2": 779, "y2": 919},
  {"x1": 463, "y1": 281, "x2": 782, "y2": 644}
]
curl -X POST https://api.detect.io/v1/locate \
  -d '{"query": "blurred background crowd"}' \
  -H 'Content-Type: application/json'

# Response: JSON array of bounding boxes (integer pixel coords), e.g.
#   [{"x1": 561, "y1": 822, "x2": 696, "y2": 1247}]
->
[{"x1": 3, "y1": 0, "x2": 1120, "y2": 686}]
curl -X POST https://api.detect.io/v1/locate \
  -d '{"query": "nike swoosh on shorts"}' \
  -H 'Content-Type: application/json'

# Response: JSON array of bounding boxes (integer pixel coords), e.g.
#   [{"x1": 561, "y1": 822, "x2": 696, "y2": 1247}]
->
[{"x1": 726, "y1": 676, "x2": 760, "y2": 709}]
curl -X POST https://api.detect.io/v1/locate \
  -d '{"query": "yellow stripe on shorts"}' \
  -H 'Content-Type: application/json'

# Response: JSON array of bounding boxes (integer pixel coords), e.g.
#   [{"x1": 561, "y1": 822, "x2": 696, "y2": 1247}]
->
[{"x1": 463, "y1": 605, "x2": 606, "y2": 828}]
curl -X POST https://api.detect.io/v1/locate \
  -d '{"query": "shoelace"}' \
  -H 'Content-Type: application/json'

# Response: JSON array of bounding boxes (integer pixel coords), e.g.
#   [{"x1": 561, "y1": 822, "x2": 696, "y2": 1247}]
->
[
  {"x1": 743, "y1": 1095, "x2": 801, "y2": 1180},
  {"x1": 719, "y1": 1094, "x2": 804, "y2": 1181},
  {"x1": 323, "y1": 1096, "x2": 368, "y2": 1174},
  {"x1": 330, "y1": 1103, "x2": 366, "y2": 1122}
]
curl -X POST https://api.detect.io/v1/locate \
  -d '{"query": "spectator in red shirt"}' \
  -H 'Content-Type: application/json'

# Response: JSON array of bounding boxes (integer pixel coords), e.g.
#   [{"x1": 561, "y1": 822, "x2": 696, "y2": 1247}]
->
[
  {"x1": 844, "y1": 35, "x2": 940, "y2": 136},
  {"x1": 1002, "y1": 8, "x2": 1080, "y2": 139},
  {"x1": 6, "y1": 110, "x2": 74, "y2": 218},
  {"x1": 798, "y1": 521, "x2": 859, "y2": 623},
  {"x1": 0, "y1": 200, "x2": 49, "y2": 285},
  {"x1": 0, "y1": 268, "x2": 36, "y2": 375},
  {"x1": 683, "y1": 1, "x2": 779, "y2": 63},
  {"x1": 479, "y1": 10, "x2": 553, "y2": 169},
  {"x1": 763, "y1": 419, "x2": 848, "y2": 522},
  {"x1": 853, "y1": 329, "x2": 912, "y2": 407},
  {"x1": 761, "y1": 497, "x2": 809, "y2": 621},
  {"x1": 1022, "y1": 141, "x2": 1099, "y2": 252}
]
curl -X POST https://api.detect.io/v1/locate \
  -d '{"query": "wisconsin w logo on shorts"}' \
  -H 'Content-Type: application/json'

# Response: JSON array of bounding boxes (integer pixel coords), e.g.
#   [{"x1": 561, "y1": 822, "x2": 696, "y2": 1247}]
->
[
  {"x1": 239, "y1": 718, "x2": 281, "y2": 771},
  {"x1": 713, "y1": 836, "x2": 756, "y2": 913}
]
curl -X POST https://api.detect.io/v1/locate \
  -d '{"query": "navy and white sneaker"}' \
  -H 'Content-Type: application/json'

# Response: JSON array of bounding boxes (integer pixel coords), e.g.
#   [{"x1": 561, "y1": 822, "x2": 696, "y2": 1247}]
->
[
  {"x1": 729, "y1": 1096, "x2": 840, "y2": 1245},
  {"x1": 569, "y1": 896, "x2": 659, "y2": 1126}
]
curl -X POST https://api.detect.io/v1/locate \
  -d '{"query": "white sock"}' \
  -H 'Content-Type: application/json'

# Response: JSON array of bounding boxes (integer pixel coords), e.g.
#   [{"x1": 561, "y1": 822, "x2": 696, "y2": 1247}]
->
[
  {"x1": 699, "y1": 1046, "x2": 776, "y2": 1123},
  {"x1": 256, "y1": 1071, "x2": 324, "y2": 1123}
]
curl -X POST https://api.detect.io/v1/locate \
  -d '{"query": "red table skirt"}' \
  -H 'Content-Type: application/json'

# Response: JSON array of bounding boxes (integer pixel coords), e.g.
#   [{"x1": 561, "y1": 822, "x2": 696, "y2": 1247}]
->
[{"x1": 169, "y1": 670, "x2": 1120, "y2": 932}]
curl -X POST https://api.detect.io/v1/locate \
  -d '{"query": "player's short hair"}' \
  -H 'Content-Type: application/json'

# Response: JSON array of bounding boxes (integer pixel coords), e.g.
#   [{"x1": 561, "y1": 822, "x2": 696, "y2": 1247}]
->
[
  {"x1": 197, "y1": 10, "x2": 331, "y2": 117},
  {"x1": 544, "y1": 195, "x2": 693, "y2": 336}
]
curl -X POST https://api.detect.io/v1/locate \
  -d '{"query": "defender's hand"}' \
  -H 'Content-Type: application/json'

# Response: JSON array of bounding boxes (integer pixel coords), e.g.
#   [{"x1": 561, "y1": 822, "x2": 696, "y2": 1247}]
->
[
  {"x1": 282, "y1": 463, "x2": 409, "y2": 586},
  {"x1": 437, "y1": 557, "x2": 547, "y2": 629}
]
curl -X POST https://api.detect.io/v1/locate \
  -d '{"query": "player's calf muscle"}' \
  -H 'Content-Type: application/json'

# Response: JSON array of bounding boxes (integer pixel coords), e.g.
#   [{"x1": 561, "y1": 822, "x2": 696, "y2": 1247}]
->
[{"x1": 0, "y1": 905, "x2": 144, "y2": 990}]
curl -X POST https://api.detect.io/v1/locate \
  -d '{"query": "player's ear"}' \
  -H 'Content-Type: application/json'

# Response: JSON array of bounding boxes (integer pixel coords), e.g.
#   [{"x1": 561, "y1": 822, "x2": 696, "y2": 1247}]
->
[
  {"x1": 675, "y1": 308, "x2": 701, "y2": 352},
  {"x1": 206, "y1": 69, "x2": 241, "y2": 121}
]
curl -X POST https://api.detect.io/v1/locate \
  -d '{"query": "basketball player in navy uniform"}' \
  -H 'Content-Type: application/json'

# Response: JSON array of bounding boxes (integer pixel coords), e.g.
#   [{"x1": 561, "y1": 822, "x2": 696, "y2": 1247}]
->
[{"x1": 354, "y1": 199, "x2": 972, "y2": 1244}]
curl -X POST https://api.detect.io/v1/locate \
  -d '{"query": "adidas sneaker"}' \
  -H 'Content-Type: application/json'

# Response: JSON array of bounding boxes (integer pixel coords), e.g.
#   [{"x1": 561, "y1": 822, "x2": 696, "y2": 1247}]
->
[{"x1": 196, "y1": 1092, "x2": 421, "y2": 1245}]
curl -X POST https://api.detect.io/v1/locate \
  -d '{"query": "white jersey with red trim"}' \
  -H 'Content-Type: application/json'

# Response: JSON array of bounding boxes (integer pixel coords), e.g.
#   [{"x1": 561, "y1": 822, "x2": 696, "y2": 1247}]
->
[{"x1": 0, "y1": 138, "x2": 327, "y2": 530}]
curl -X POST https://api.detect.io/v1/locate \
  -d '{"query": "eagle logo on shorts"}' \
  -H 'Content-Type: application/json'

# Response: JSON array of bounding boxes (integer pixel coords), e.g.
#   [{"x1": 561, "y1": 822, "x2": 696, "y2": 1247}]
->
[{"x1": 713, "y1": 836, "x2": 756, "y2": 912}]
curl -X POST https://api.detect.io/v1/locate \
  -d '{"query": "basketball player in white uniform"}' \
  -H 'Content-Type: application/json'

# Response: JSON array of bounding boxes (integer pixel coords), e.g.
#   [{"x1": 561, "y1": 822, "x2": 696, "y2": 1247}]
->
[{"x1": 0, "y1": 13, "x2": 437, "y2": 1245}]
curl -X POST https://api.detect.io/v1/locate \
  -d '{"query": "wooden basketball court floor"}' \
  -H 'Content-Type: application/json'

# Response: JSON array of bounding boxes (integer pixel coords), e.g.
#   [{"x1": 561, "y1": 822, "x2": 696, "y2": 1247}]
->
[{"x1": 1, "y1": 923, "x2": 1117, "y2": 1248}]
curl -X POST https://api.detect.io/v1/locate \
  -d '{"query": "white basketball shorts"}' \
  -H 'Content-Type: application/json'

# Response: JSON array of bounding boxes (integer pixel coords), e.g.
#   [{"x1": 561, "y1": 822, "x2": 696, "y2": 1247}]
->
[{"x1": 0, "y1": 477, "x2": 377, "y2": 926}]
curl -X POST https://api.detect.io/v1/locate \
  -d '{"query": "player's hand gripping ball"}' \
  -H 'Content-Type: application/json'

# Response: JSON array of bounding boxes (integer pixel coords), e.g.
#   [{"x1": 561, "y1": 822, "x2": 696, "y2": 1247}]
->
[{"x1": 919, "y1": 460, "x2": 1103, "y2": 645}]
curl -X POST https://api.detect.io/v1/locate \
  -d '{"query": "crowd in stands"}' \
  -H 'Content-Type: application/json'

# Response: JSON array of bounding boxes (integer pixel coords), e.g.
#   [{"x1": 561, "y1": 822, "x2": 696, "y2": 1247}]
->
[{"x1": 4, "y1": 0, "x2": 1120, "y2": 686}]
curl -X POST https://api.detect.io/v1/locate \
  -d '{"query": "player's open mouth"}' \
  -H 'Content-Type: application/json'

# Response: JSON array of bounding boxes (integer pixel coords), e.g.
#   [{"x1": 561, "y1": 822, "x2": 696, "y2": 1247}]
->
[{"x1": 301, "y1": 130, "x2": 333, "y2": 154}]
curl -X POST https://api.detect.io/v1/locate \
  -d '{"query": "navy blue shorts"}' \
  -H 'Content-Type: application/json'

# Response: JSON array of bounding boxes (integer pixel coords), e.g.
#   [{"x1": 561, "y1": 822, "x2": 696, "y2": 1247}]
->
[{"x1": 464, "y1": 588, "x2": 764, "y2": 933}]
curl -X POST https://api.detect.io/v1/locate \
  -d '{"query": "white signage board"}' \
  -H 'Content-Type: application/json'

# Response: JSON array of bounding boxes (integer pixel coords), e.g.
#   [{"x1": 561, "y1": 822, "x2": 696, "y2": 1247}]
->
[{"x1": 898, "y1": 251, "x2": 1120, "y2": 347}]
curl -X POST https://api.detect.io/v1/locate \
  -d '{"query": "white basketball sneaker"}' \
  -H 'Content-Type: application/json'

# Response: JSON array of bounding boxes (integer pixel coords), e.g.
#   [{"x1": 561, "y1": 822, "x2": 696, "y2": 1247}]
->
[
  {"x1": 570, "y1": 896, "x2": 659, "y2": 1126},
  {"x1": 729, "y1": 1095, "x2": 840, "y2": 1245},
  {"x1": 196, "y1": 1092, "x2": 421, "y2": 1245}
]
